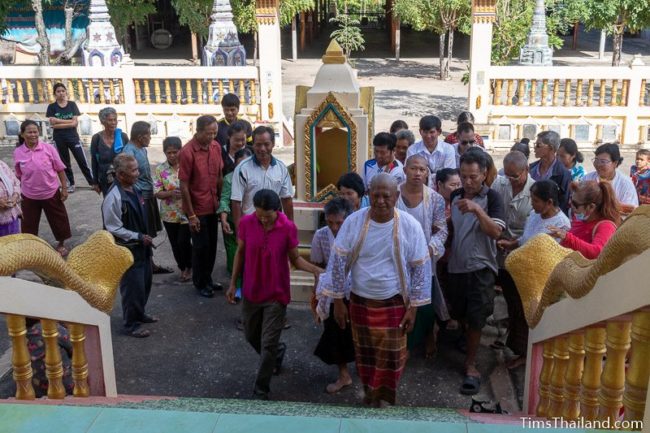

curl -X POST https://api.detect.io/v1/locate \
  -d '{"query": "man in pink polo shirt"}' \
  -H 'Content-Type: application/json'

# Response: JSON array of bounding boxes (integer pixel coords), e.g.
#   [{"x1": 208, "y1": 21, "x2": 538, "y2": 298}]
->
[{"x1": 226, "y1": 189, "x2": 322, "y2": 400}]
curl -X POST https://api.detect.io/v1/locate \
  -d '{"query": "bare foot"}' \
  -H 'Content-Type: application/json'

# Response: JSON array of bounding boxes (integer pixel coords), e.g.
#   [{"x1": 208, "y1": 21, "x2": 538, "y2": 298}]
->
[
  {"x1": 465, "y1": 364, "x2": 481, "y2": 378},
  {"x1": 446, "y1": 319, "x2": 459, "y2": 331},
  {"x1": 326, "y1": 377, "x2": 352, "y2": 394}
]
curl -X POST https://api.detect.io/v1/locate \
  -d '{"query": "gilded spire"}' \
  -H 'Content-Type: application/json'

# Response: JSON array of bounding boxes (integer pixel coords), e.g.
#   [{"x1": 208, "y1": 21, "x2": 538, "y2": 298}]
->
[{"x1": 322, "y1": 40, "x2": 346, "y2": 65}]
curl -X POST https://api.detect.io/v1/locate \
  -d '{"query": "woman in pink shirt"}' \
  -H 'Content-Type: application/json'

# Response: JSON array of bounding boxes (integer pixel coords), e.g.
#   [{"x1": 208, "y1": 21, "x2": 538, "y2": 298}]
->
[
  {"x1": 14, "y1": 120, "x2": 71, "y2": 256},
  {"x1": 548, "y1": 180, "x2": 619, "y2": 259},
  {"x1": 226, "y1": 189, "x2": 322, "y2": 400}
]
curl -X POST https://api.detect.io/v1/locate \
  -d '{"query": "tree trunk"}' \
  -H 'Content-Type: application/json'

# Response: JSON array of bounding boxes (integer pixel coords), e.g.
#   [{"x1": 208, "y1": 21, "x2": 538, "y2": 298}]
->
[
  {"x1": 31, "y1": 0, "x2": 50, "y2": 65},
  {"x1": 446, "y1": 29, "x2": 454, "y2": 81},
  {"x1": 62, "y1": 3, "x2": 74, "y2": 63},
  {"x1": 439, "y1": 32, "x2": 448, "y2": 80},
  {"x1": 611, "y1": 27, "x2": 623, "y2": 67},
  {"x1": 253, "y1": 31, "x2": 258, "y2": 66}
]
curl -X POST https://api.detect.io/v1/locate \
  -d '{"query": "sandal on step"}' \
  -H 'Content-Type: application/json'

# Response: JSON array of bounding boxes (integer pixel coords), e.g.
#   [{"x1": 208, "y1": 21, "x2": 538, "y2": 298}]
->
[
  {"x1": 460, "y1": 375, "x2": 481, "y2": 395},
  {"x1": 141, "y1": 315, "x2": 159, "y2": 324}
]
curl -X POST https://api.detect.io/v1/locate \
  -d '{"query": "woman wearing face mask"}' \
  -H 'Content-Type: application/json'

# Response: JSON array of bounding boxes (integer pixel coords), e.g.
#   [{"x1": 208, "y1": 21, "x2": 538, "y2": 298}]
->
[{"x1": 547, "y1": 180, "x2": 620, "y2": 259}]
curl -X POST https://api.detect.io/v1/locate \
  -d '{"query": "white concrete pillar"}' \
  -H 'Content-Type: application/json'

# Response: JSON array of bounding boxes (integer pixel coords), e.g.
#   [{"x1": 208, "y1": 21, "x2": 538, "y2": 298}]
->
[
  {"x1": 468, "y1": 3, "x2": 496, "y2": 125},
  {"x1": 623, "y1": 55, "x2": 645, "y2": 145},
  {"x1": 256, "y1": 1, "x2": 284, "y2": 144}
]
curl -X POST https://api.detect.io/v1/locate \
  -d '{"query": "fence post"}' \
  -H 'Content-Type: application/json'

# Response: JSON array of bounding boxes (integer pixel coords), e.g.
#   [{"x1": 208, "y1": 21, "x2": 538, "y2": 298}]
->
[
  {"x1": 468, "y1": 0, "x2": 497, "y2": 126},
  {"x1": 624, "y1": 56, "x2": 645, "y2": 146},
  {"x1": 120, "y1": 58, "x2": 137, "y2": 134}
]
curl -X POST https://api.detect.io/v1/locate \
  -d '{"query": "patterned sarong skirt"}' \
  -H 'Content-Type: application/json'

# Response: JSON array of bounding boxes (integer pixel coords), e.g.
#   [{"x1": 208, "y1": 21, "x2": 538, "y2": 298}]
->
[{"x1": 349, "y1": 292, "x2": 407, "y2": 405}]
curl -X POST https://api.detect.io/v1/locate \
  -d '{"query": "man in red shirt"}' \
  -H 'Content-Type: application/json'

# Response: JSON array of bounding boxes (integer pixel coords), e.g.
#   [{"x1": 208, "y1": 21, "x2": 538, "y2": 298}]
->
[{"x1": 179, "y1": 115, "x2": 224, "y2": 298}]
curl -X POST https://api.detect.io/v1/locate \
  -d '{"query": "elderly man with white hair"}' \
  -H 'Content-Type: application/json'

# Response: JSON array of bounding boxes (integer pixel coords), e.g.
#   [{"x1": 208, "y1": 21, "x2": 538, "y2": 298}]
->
[{"x1": 318, "y1": 173, "x2": 431, "y2": 407}]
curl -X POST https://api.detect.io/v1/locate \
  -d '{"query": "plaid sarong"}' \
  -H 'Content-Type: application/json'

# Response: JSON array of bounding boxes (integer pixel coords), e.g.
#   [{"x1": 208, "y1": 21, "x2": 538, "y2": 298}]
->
[{"x1": 349, "y1": 292, "x2": 407, "y2": 405}]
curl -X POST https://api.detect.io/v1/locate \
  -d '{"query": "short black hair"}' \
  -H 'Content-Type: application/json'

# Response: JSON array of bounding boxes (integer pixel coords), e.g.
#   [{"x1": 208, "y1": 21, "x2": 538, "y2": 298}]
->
[
  {"x1": 459, "y1": 147, "x2": 488, "y2": 171},
  {"x1": 373, "y1": 132, "x2": 396, "y2": 151},
  {"x1": 252, "y1": 125, "x2": 275, "y2": 144},
  {"x1": 162, "y1": 136, "x2": 182, "y2": 152},
  {"x1": 530, "y1": 180, "x2": 560, "y2": 207},
  {"x1": 253, "y1": 189, "x2": 281, "y2": 211},
  {"x1": 324, "y1": 196, "x2": 353, "y2": 217},
  {"x1": 559, "y1": 138, "x2": 583, "y2": 163},
  {"x1": 196, "y1": 115, "x2": 217, "y2": 132},
  {"x1": 510, "y1": 141, "x2": 530, "y2": 160},
  {"x1": 234, "y1": 147, "x2": 252, "y2": 160},
  {"x1": 336, "y1": 172, "x2": 365, "y2": 198},
  {"x1": 636, "y1": 149, "x2": 650, "y2": 159},
  {"x1": 221, "y1": 93, "x2": 240, "y2": 108},
  {"x1": 457, "y1": 111, "x2": 475, "y2": 124},
  {"x1": 389, "y1": 120, "x2": 408, "y2": 134},
  {"x1": 456, "y1": 122, "x2": 475, "y2": 136},
  {"x1": 228, "y1": 120, "x2": 250, "y2": 137},
  {"x1": 419, "y1": 115, "x2": 442, "y2": 132},
  {"x1": 595, "y1": 143, "x2": 623, "y2": 167},
  {"x1": 129, "y1": 121, "x2": 150, "y2": 142},
  {"x1": 52, "y1": 82, "x2": 66, "y2": 95},
  {"x1": 436, "y1": 168, "x2": 460, "y2": 184}
]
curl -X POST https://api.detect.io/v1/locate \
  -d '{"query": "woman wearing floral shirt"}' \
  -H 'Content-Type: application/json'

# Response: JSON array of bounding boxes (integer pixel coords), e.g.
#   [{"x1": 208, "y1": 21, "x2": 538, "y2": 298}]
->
[
  {"x1": 154, "y1": 137, "x2": 192, "y2": 282},
  {"x1": 0, "y1": 159, "x2": 21, "y2": 236}
]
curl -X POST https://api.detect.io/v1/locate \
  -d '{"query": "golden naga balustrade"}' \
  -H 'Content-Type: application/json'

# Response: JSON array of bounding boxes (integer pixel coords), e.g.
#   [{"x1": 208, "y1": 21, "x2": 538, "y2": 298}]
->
[
  {"x1": 506, "y1": 206, "x2": 650, "y2": 428},
  {"x1": 0, "y1": 231, "x2": 132, "y2": 399}
]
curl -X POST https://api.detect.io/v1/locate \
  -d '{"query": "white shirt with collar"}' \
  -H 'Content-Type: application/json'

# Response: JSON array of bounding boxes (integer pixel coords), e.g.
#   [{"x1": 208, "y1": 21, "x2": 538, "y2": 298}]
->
[
  {"x1": 406, "y1": 138, "x2": 457, "y2": 184},
  {"x1": 230, "y1": 155, "x2": 294, "y2": 215}
]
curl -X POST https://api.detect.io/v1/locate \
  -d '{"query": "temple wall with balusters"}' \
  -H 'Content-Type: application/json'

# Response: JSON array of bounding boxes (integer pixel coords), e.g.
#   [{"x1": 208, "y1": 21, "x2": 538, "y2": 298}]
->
[
  {"x1": 0, "y1": 65, "x2": 266, "y2": 146},
  {"x1": 469, "y1": 60, "x2": 650, "y2": 148}
]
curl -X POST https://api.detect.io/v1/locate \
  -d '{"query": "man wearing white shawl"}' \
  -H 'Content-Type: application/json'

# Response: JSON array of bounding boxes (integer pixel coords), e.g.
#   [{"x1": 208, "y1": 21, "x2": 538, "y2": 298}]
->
[
  {"x1": 396, "y1": 155, "x2": 449, "y2": 356},
  {"x1": 318, "y1": 173, "x2": 431, "y2": 407}
]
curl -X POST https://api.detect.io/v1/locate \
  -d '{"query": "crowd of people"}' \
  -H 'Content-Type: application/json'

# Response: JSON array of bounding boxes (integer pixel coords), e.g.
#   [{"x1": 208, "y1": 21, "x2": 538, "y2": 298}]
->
[{"x1": 2, "y1": 83, "x2": 648, "y2": 405}]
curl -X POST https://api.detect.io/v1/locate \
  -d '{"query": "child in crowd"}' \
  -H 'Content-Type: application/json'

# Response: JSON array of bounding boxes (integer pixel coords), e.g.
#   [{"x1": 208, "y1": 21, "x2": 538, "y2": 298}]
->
[
  {"x1": 558, "y1": 138, "x2": 585, "y2": 181},
  {"x1": 219, "y1": 147, "x2": 254, "y2": 304},
  {"x1": 216, "y1": 93, "x2": 252, "y2": 153},
  {"x1": 630, "y1": 149, "x2": 650, "y2": 205},
  {"x1": 311, "y1": 197, "x2": 355, "y2": 394}
]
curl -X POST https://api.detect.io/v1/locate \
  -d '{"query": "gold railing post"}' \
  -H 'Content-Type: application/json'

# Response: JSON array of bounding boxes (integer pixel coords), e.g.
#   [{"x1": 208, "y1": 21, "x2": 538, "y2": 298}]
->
[
  {"x1": 598, "y1": 320, "x2": 632, "y2": 423},
  {"x1": 548, "y1": 335, "x2": 570, "y2": 418},
  {"x1": 506, "y1": 79, "x2": 514, "y2": 106},
  {"x1": 165, "y1": 80, "x2": 172, "y2": 104},
  {"x1": 175, "y1": 80, "x2": 182, "y2": 104},
  {"x1": 37, "y1": 80, "x2": 45, "y2": 103},
  {"x1": 611, "y1": 80, "x2": 619, "y2": 106},
  {"x1": 623, "y1": 309, "x2": 650, "y2": 423},
  {"x1": 640, "y1": 80, "x2": 647, "y2": 106},
  {"x1": 41, "y1": 319, "x2": 66, "y2": 399},
  {"x1": 17, "y1": 81, "x2": 25, "y2": 103},
  {"x1": 541, "y1": 80, "x2": 548, "y2": 106},
  {"x1": 552, "y1": 79, "x2": 560, "y2": 106},
  {"x1": 517, "y1": 80, "x2": 526, "y2": 106},
  {"x1": 68, "y1": 323, "x2": 90, "y2": 397},
  {"x1": 621, "y1": 80, "x2": 629, "y2": 106},
  {"x1": 599, "y1": 79, "x2": 607, "y2": 106},
  {"x1": 26, "y1": 81, "x2": 35, "y2": 103},
  {"x1": 143, "y1": 80, "x2": 151, "y2": 104},
  {"x1": 196, "y1": 80, "x2": 203, "y2": 104},
  {"x1": 134, "y1": 80, "x2": 142, "y2": 104},
  {"x1": 562, "y1": 332, "x2": 585, "y2": 420},
  {"x1": 98, "y1": 80, "x2": 106, "y2": 104},
  {"x1": 529, "y1": 80, "x2": 537, "y2": 106},
  {"x1": 563, "y1": 79, "x2": 572, "y2": 106},
  {"x1": 587, "y1": 79, "x2": 594, "y2": 107},
  {"x1": 77, "y1": 80, "x2": 85, "y2": 104},
  {"x1": 238, "y1": 79, "x2": 246, "y2": 103},
  {"x1": 118, "y1": 80, "x2": 125, "y2": 104},
  {"x1": 207, "y1": 80, "x2": 214, "y2": 104},
  {"x1": 228, "y1": 79, "x2": 235, "y2": 94},
  {"x1": 537, "y1": 339, "x2": 555, "y2": 417},
  {"x1": 185, "y1": 80, "x2": 193, "y2": 103},
  {"x1": 218, "y1": 81, "x2": 224, "y2": 102},
  {"x1": 575, "y1": 79, "x2": 583, "y2": 106},
  {"x1": 109, "y1": 80, "x2": 116, "y2": 104},
  {"x1": 6, "y1": 314, "x2": 35, "y2": 400},
  {"x1": 581, "y1": 326, "x2": 607, "y2": 420},
  {"x1": 154, "y1": 80, "x2": 162, "y2": 104},
  {"x1": 46, "y1": 80, "x2": 54, "y2": 103},
  {"x1": 251, "y1": 80, "x2": 257, "y2": 105},
  {"x1": 494, "y1": 79, "x2": 503, "y2": 106}
]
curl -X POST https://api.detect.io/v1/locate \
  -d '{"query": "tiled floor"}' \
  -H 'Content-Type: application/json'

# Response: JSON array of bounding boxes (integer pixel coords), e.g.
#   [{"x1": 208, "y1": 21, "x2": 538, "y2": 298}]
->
[{"x1": 0, "y1": 403, "x2": 606, "y2": 433}]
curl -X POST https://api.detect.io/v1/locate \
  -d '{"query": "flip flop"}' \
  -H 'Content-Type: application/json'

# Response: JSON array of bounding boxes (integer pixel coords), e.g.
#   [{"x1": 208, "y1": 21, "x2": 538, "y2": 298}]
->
[
  {"x1": 128, "y1": 328, "x2": 150, "y2": 338},
  {"x1": 153, "y1": 265, "x2": 174, "y2": 274},
  {"x1": 460, "y1": 375, "x2": 481, "y2": 395}
]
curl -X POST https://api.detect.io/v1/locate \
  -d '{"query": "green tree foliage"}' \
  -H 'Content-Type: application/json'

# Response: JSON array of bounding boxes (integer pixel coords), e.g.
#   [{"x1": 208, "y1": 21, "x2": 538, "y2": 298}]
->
[
  {"x1": 106, "y1": 0, "x2": 156, "y2": 51},
  {"x1": 170, "y1": 0, "x2": 213, "y2": 38},
  {"x1": 0, "y1": 1, "x2": 11, "y2": 36},
  {"x1": 393, "y1": 0, "x2": 471, "y2": 79},
  {"x1": 583, "y1": 0, "x2": 650, "y2": 66},
  {"x1": 330, "y1": 13, "x2": 365, "y2": 57},
  {"x1": 491, "y1": 0, "x2": 587, "y2": 65}
]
